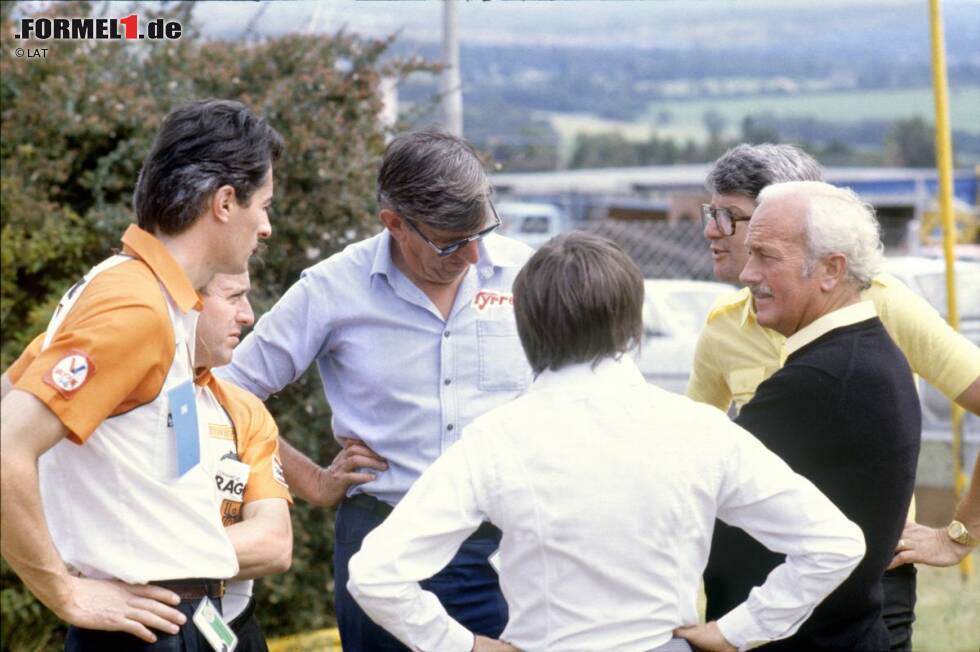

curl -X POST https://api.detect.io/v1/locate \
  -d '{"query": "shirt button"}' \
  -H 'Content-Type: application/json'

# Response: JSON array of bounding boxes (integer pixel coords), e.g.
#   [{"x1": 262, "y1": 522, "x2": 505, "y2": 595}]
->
[
  {"x1": 444, "y1": 378, "x2": 452, "y2": 386},
  {"x1": 447, "y1": 424, "x2": 454, "y2": 431},
  {"x1": 444, "y1": 331, "x2": 451, "y2": 338}
]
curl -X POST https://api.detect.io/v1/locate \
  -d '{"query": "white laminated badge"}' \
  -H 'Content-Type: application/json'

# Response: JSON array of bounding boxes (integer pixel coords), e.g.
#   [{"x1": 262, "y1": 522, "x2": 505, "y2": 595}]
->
[
  {"x1": 216, "y1": 457, "x2": 250, "y2": 503},
  {"x1": 193, "y1": 597, "x2": 238, "y2": 652}
]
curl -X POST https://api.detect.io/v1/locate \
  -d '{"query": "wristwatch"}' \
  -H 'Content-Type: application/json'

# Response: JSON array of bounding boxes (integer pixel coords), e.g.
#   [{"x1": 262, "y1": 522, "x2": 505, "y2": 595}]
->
[{"x1": 945, "y1": 520, "x2": 979, "y2": 547}]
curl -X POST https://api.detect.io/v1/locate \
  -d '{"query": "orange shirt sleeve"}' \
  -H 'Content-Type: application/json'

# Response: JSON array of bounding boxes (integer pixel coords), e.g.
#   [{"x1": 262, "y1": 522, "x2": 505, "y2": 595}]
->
[
  {"x1": 6, "y1": 332, "x2": 45, "y2": 383},
  {"x1": 213, "y1": 379, "x2": 292, "y2": 504},
  {"x1": 13, "y1": 261, "x2": 174, "y2": 443}
]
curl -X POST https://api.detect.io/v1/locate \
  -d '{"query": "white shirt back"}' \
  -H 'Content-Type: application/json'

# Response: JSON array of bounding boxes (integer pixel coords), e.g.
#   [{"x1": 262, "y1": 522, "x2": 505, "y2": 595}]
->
[{"x1": 349, "y1": 356, "x2": 864, "y2": 652}]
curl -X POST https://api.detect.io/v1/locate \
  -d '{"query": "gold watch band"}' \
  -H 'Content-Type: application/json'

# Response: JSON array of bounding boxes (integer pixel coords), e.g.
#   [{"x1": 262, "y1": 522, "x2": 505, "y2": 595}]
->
[{"x1": 946, "y1": 520, "x2": 979, "y2": 547}]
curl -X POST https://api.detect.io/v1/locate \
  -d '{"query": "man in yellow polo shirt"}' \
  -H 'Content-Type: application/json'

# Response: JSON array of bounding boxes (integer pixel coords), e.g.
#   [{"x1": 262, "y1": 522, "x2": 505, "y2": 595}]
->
[{"x1": 688, "y1": 143, "x2": 980, "y2": 651}]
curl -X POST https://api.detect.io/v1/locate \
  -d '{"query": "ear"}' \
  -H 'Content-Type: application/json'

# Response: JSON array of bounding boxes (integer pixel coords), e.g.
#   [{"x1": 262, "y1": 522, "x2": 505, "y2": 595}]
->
[
  {"x1": 379, "y1": 208, "x2": 408, "y2": 243},
  {"x1": 819, "y1": 253, "x2": 848, "y2": 292},
  {"x1": 210, "y1": 185, "x2": 238, "y2": 225}
]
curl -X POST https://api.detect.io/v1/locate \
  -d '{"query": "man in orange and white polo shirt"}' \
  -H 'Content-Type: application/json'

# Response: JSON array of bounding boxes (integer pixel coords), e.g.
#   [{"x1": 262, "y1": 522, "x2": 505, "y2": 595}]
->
[
  {"x1": 194, "y1": 271, "x2": 292, "y2": 650},
  {"x1": 6, "y1": 271, "x2": 293, "y2": 651},
  {"x1": 0, "y1": 99, "x2": 282, "y2": 650}
]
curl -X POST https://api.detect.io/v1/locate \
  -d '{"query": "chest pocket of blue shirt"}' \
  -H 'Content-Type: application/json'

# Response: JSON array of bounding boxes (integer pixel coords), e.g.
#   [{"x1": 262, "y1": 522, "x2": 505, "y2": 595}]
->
[{"x1": 477, "y1": 319, "x2": 531, "y2": 391}]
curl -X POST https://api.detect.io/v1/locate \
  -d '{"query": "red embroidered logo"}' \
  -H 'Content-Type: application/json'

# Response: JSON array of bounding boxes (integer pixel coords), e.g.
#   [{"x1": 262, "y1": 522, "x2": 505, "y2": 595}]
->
[
  {"x1": 473, "y1": 290, "x2": 514, "y2": 312},
  {"x1": 43, "y1": 350, "x2": 95, "y2": 398}
]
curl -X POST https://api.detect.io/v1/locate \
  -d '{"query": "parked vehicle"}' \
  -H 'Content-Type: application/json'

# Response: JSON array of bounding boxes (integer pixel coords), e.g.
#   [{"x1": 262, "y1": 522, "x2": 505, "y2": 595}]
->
[
  {"x1": 634, "y1": 279, "x2": 736, "y2": 394},
  {"x1": 496, "y1": 201, "x2": 569, "y2": 250}
]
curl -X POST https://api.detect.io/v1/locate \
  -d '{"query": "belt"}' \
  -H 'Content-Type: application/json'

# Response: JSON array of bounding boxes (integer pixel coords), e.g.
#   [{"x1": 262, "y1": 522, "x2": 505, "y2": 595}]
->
[
  {"x1": 347, "y1": 493, "x2": 501, "y2": 540},
  {"x1": 151, "y1": 578, "x2": 226, "y2": 600}
]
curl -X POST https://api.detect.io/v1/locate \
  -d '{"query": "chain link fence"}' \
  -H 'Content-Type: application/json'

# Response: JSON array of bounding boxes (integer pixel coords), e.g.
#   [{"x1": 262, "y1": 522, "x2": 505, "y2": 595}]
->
[{"x1": 581, "y1": 219, "x2": 715, "y2": 281}]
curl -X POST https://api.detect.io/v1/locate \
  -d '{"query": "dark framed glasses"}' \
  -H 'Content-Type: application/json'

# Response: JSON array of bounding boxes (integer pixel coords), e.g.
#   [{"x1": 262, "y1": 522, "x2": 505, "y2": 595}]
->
[
  {"x1": 404, "y1": 201, "x2": 502, "y2": 257},
  {"x1": 701, "y1": 203, "x2": 752, "y2": 236}
]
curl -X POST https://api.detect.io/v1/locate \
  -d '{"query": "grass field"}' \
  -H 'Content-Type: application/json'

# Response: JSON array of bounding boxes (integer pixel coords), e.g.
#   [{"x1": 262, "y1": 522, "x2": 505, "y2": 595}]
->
[
  {"x1": 911, "y1": 552, "x2": 980, "y2": 652},
  {"x1": 546, "y1": 86, "x2": 980, "y2": 161}
]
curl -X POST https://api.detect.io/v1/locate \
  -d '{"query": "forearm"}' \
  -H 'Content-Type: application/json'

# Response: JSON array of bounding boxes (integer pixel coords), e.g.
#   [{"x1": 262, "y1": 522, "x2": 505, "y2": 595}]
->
[
  {"x1": 224, "y1": 500, "x2": 292, "y2": 579},
  {"x1": 954, "y1": 452, "x2": 980, "y2": 533},
  {"x1": 279, "y1": 438, "x2": 326, "y2": 504},
  {"x1": 954, "y1": 377, "x2": 980, "y2": 415},
  {"x1": 0, "y1": 450, "x2": 74, "y2": 616}
]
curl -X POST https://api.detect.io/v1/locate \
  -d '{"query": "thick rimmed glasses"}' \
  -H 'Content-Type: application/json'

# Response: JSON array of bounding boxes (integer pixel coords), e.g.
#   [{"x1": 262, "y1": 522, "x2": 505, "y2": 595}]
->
[
  {"x1": 404, "y1": 201, "x2": 501, "y2": 257},
  {"x1": 701, "y1": 203, "x2": 752, "y2": 236}
]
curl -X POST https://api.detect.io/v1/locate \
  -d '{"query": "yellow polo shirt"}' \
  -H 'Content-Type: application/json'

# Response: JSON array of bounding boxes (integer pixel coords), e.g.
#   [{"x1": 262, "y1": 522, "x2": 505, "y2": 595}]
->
[{"x1": 688, "y1": 272, "x2": 980, "y2": 414}]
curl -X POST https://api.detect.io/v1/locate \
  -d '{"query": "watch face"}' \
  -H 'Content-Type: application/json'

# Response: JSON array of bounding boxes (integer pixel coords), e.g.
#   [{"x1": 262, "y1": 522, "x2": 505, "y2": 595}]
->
[{"x1": 948, "y1": 520, "x2": 972, "y2": 545}]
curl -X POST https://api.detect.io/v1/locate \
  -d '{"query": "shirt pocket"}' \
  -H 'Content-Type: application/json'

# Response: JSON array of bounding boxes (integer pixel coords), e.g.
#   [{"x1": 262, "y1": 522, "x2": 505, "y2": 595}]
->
[
  {"x1": 728, "y1": 366, "x2": 767, "y2": 411},
  {"x1": 477, "y1": 319, "x2": 531, "y2": 391}
]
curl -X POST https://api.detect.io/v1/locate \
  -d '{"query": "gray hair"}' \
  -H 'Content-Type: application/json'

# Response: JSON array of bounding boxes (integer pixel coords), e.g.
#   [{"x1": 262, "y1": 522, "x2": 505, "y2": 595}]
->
[
  {"x1": 758, "y1": 181, "x2": 883, "y2": 289},
  {"x1": 377, "y1": 128, "x2": 491, "y2": 232},
  {"x1": 706, "y1": 143, "x2": 823, "y2": 200}
]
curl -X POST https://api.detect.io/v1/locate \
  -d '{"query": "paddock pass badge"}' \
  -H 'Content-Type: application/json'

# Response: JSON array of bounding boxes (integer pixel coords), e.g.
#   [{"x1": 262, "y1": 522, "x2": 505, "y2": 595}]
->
[{"x1": 192, "y1": 597, "x2": 238, "y2": 652}]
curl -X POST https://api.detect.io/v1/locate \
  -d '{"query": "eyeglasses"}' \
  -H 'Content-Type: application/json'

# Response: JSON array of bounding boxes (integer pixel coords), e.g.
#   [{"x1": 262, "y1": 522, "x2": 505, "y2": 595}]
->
[
  {"x1": 404, "y1": 201, "x2": 502, "y2": 257},
  {"x1": 701, "y1": 203, "x2": 752, "y2": 236}
]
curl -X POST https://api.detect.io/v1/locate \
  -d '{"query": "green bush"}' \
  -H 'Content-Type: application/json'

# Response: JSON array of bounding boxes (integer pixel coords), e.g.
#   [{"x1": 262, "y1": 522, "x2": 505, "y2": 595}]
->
[{"x1": 1, "y1": 1, "x2": 435, "y2": 647}]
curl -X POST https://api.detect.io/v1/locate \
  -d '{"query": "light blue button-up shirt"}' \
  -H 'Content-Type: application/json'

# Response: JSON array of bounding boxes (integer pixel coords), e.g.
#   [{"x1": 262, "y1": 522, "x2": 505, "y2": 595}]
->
[{"x1": 217, "y1": 230, "x2": 533, "y2": 504}]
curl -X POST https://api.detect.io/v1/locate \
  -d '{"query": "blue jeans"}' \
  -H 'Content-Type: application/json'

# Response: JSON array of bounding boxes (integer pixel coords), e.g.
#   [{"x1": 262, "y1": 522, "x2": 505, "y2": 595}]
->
[
  {"x1": 65, "y1": 599, "x2": 218, "y2": 652},
  {"x1": 333, "y1": 497, "x2": 508, "y2": 651}
]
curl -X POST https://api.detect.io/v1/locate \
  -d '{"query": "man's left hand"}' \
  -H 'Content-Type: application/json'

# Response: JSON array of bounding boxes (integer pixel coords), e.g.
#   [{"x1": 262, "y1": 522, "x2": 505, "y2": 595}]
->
[
  {"x1": 674, "y1": 621, "x2": 737, "y2": 652},
  {"x1": 889, "y1": 520, "x2": 972, "y2": 569}
]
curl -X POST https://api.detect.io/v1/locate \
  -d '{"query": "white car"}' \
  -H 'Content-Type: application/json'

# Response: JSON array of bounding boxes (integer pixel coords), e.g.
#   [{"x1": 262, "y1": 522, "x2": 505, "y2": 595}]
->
[
  {"x1": 496, "y1": 202, "x2": 569, "y2": 250},
  {"x1": 635, "y1": 279, "x2": 736, "y2": 394}
]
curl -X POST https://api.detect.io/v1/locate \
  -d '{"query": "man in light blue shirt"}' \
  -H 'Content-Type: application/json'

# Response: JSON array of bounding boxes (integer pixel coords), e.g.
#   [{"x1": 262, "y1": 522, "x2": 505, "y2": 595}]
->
[{"x1": 217, "y1": 129, "x2": 533, "y2": 652}]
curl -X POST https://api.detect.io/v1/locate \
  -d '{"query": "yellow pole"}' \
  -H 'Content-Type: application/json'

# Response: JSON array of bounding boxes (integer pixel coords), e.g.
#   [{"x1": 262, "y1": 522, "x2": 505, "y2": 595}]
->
[{"x1": 928, "y1": 0, "x2": 971, "y2": 578}]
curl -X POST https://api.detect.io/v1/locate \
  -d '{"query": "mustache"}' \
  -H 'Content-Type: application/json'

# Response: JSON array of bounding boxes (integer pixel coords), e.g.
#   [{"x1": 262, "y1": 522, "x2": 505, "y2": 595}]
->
[{"x1": 749, "y1": 285, "x2": 774, "y2": 299}]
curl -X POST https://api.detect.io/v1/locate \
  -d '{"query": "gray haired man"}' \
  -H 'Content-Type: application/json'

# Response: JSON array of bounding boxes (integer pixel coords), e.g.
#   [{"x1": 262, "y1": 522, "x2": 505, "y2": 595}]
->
[
  {"x1": 217, "y1": 129, "x2": 533, "y2": 651},
  {"x1": 689, "y1": 143, "x2": 980, "y2": 651}
]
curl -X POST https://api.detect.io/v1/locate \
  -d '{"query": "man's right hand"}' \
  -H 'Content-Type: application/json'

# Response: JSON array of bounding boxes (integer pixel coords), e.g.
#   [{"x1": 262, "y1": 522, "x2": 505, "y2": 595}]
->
[
  {"x1": 310, "y1": 438, "x2": 388, "y2": 507},
  {"x1": 57, "y1": 577, "x2": 185, "y2": 643}
]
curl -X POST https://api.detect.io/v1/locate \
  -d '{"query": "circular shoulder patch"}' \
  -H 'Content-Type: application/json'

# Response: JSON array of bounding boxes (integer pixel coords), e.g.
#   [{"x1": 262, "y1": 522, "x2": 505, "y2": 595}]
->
[{"x1": 44, "y1": 350, "x2": 96, "y2": 398}]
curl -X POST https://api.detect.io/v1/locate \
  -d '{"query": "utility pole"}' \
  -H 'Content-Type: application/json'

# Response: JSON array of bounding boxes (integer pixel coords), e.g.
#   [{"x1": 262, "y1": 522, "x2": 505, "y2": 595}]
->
[{"x1": 441, "y1": 0, "x2": 463, "y2": 137}]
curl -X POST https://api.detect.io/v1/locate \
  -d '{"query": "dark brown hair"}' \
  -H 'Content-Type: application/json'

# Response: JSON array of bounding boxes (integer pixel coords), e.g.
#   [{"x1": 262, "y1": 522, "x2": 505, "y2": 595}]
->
[{"x1": 514, "y1": 231, "x2": 644, "y2": 375}]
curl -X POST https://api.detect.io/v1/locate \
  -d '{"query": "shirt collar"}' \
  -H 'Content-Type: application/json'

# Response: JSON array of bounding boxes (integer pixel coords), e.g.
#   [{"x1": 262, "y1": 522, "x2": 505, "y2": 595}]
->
[
  {"x1": 529, "y1": 354, "x2": 646, "y2": 395},
  {"x1": 738, "y1": 288, "x2": 756, "y2": 328},
  {"x1": 121, "y1": 224, "x2": 202, "y2": 313},
  {"x1": 784, "y1": 300, "x2": 877, "y2": 358}
]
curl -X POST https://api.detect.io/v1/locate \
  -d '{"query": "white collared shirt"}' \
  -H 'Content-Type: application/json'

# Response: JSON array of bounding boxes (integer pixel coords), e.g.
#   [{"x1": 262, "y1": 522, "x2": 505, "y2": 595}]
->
[
  {"x1": 348, "y1": 356, "x2": 865, "y2": 652},
  {"x1": 784, "y1": 300, "x2": 878, "y2": 359}
]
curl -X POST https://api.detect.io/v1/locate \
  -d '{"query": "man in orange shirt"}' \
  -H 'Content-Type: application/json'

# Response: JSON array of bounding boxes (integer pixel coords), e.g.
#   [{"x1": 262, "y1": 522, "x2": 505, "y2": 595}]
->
[
  {"x1": 0, "y1": 99, "x2": 282, "y2": 649},
  {"x1": 5, "y1": 271, "x2": 293, "y2": 651}
]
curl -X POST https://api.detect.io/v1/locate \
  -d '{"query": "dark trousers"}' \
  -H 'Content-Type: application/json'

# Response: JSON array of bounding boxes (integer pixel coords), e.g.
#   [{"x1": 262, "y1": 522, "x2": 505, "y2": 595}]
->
[
  {"x1": 882, "y1": 563, "x2": 916, "y2": 651},
  {"x1": 65, "y1": 599, "x2": 218, "y2": 652},
  {"x1": 333, "y1": 495, "x2": 508, "y2": 651},
  {"x1": 228, "y1": 597, "x2": 268, "y2": 652}
]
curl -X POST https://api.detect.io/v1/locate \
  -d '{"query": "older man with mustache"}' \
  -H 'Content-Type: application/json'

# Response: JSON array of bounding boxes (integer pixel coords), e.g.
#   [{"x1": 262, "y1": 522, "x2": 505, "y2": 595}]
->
[{"x1": 704, "y1": 181, "x2": 921, "y2": 651}]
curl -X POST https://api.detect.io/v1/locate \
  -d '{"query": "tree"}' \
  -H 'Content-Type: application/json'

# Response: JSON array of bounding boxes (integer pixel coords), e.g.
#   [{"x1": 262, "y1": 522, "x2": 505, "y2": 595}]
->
[{"x1": 884, "y1": 117, "x2": 937, "y2": 167}]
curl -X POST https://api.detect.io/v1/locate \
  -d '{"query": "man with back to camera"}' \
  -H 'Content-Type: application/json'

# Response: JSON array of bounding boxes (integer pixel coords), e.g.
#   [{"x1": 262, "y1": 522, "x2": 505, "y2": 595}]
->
[
  {"x1": 216, "y1": 128, "x2": 534, "y2": 651},
  {"x1": 688, "y1": 143, "x2": 980, "y2": 650},
  {"x1": 345, "y1": 231, "x2": 866, "y2": 652},
  {"x1": 4, "y1": 271, "x2": 293, "y2": 650},
  {"x1": 707, "y1": 181, "x2": 921, "y2": 650},
  {"x1": 0, "y1": 99, "x2": 282, "y2": 649}
]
